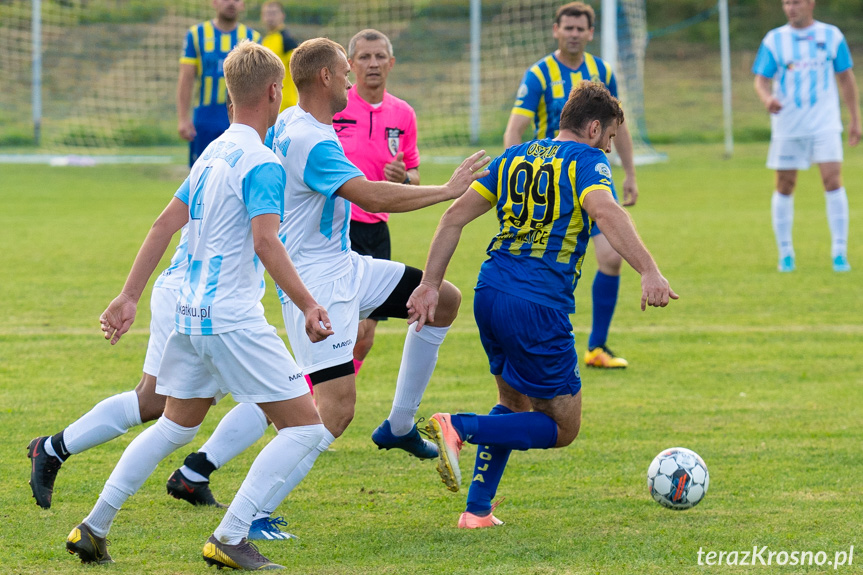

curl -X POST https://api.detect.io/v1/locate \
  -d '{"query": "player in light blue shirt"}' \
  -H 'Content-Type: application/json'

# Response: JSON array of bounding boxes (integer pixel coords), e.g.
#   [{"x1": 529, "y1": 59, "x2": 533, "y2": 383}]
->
[
  {"x1": 753, "y1": 0, "x2": 860, "y2": 272},
  {"x1": 409, "y1": 82, "x2": 676, "y2": 528},
  {"x1": 65, "y1": 41, "x2": 332, "y2": 571},
  {"x1": 168, "y1": 38, "x2": 492, "y2": 535}
]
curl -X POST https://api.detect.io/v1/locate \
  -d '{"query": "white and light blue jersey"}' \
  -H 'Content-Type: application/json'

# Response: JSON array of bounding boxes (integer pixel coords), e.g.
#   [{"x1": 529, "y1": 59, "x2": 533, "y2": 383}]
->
[
  {"x1": 153, "y1": 225, "x2": 190, "y2": 290},
  {"x1": 174, "y1": 123, "x2": 287, "y2": 335},
  {"x1": 753, "y1": 21, "x2": 853, "y2": 138},
  {"x1": 268, "y1": 106, "x2": 364, "y2": 301}
]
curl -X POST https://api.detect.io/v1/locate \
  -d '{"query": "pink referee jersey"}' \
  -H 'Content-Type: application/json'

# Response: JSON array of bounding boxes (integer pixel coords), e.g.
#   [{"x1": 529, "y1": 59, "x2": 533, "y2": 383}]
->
[{"x1": 333, "y1": 85, "x2": 420, "y2": 224}]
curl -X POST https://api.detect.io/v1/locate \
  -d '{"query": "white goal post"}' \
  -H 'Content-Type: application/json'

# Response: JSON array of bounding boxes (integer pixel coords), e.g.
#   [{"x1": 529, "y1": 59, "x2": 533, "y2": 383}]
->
[
  {"x1": 602, "y1": 0, "x2": 733, "y2": 159},
  {"x1": 1, "y1": 0, "x2": 729, "y2": 157}
]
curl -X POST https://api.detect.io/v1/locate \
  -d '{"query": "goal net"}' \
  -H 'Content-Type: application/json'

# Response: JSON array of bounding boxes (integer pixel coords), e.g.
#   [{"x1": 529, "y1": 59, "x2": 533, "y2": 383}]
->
[{"x1": 0, "y1": 0, "x2": 663, "y2": 157}]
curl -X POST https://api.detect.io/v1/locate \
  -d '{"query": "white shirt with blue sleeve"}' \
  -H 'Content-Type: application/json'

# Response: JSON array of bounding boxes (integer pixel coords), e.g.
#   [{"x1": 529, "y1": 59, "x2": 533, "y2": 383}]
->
[
  {"x1": 174, "y1": 123, "x2": 286, "y2": 335},
  {"x1": 753, "y1": 21, "x2": 853, "y2": 139},
  {"x1": 269, "y1": 106, "x2": 364, "y2": 297}
]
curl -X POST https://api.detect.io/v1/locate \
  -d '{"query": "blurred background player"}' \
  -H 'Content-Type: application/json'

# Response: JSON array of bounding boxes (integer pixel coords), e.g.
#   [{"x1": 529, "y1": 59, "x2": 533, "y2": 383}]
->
[
  {"x1": 334, "y1": 29, "x2": 421, "y2": 376},
  {"x1": 260, "y1": 1, "x2": 299, "y2": 112},
  {"x1": 177, "y1": 0, "x2": 261, "y2": 167},
  {"x1": 752, "y1": 0, "x2": 860, "y2": 273},
  {"x1": 503, "y1": 2, "x2": 637, "y2": 369},
  {"x1": 65, "y1": 41, "x2": 331, "y2": 569},
  {"x1": 410, "y1": 81, "x2": 676, "y2": 527}
]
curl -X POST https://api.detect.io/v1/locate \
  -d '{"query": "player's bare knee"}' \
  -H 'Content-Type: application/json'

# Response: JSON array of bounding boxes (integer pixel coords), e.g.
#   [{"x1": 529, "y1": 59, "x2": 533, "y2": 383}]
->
[
  {"x1": 775, "y1": 171, "x2": 796, "y2": 195},
  {"x1": 135, "y1": 374, "x2": 165, "y2": 422},
  {"x1": 822, "y1": 174, "x2": 842, "y2": 191},
  {"x1": 323, "y1": 410, "x2": 353, "y2": 438},
  {"x1": 555, "y1": 422, "x2": 581, "y2": 447},
  {"x1": 598, "y1": 256, "x2": 622, "y2": 276},
  {"x1": 430, "y1": 281, "x2": 461, "y2": 326},
  {"x1": 138, "y1": 393, "x2": 166, "y2": 422},
  {"x1": 498, "y1": 390, "x2": 531, "y2": 413},
  {"x1": 317, "y1": 398, "x2": 355, "y2": 437}
]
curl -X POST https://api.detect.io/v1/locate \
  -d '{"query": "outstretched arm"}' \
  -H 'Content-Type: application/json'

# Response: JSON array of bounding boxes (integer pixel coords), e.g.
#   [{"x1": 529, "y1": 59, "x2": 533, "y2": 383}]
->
[
  {"x1": 337, "y1": 150, "x2": 490, "y2": 213},
  {"x1": 582, "y1": 190, "x2": 678, "y2": 310},
  {"x1": 406, "y1": 190, "x2": 493, "y2": 330},
  {"x1": 101, "y1": 197, "x2": 189, "y2": 344},
  {"x1": 837, "y1": 69, "x2": 861, "y2": 147}
]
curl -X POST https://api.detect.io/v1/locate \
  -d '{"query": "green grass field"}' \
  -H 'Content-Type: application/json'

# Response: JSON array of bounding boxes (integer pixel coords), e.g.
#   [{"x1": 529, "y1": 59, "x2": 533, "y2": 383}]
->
[{"x1": 1, "y1": 143, "x2": 861, "y2": 574}]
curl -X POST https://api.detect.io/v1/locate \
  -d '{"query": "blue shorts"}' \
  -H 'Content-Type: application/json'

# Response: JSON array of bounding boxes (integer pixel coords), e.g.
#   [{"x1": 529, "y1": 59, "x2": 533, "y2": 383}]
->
[
  {"x1": 191, "y1": 107, "x2": 230, "y2": 167},
  {"x1": 190, "y1": 123, "x2": 228, "y2": 167},
  {"x1": 474, "y1": 286, "x2": 581, "y2": 399}
]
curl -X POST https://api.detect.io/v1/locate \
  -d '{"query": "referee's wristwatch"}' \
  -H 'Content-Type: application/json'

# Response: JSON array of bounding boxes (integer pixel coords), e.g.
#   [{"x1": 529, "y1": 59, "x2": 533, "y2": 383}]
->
[{"x1": 403, "y1": 173, "x2": 411, "y2": 185}]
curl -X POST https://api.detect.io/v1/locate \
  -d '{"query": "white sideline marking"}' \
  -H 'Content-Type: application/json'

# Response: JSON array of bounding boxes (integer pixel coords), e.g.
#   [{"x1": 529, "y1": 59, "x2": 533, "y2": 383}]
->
[{"x1": 0, "y1": 154, "x2": 173, "y2": 165}]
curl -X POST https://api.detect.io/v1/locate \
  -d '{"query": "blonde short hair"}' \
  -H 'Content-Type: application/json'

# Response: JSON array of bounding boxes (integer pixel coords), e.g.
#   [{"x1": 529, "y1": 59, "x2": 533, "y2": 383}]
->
[
  {"x1": 290, "y1": 37, "x2": 347, "y2": 91},
  {"x1": 223, "y1": 39, "x2": 285, "y2": 107}
]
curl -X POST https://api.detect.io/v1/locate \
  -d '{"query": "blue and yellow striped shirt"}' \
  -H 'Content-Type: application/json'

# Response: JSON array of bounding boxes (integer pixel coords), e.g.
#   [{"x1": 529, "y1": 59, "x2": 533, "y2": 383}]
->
[
  {"x1": 512, "y1": 52, "x2": 617, "y2": 140},
  {"x1": 181, "y1": 21, "x2": 261, "y2": 113},
  {"x1": 471, "y1": 138, "x2": 615, "y2": 313}
]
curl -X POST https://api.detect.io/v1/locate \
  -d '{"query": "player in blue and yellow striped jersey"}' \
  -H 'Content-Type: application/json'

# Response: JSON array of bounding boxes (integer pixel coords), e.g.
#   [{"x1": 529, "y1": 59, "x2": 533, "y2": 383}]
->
[
  {"x1": 504, "y1": 1, "x2": 640, "y2": 369},
  {"x1": 177, "y1": 0, "x2": 261, "y2": 166},
  {"x1": 410, "y1": 82, "x2": 676, "y2": 527}
]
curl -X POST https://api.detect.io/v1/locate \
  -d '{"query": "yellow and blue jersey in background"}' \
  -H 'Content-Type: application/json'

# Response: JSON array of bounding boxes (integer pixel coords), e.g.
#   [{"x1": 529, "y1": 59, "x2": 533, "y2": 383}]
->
[
  {"x1": 470, "y1": 138, "x2": 616, "y2": 313},
  {"x1": 180, "y1": 21, "x2": 261, "y2": 126},
  {"x1": 262, "y1": 26, "x2": 300, "y2": 112},
  {"x1": 512, "y1": 52, "x2": 617, "y2": 140}
]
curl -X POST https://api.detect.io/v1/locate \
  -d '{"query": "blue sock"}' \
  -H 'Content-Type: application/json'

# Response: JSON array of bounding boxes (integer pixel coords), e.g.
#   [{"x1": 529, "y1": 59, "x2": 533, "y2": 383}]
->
[
  {"x1": 588, "y1": 271, "x2": 620, "y2": 350},
  {"x1": 465, "y1": 404, "x2": 513, "y2": 515},
  {"x1": 450, "y1": 411, "x2": 558, "y2": 451}
]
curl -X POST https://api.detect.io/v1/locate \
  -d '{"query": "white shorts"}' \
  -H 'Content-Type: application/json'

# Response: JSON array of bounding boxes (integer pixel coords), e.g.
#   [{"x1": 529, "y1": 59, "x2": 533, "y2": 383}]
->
[
  {"x1": 283, "y1": 252, "x2": 406, "y2": 373},
  {"x1": 142, "y1": 286, "x2": 179, "y2": 377},
  {"x1": 767, "y1": 132, "x2": 843, "y2": 170},
  {"x1": 155, "y1": 325, "x2": 308, "y2": 403}
]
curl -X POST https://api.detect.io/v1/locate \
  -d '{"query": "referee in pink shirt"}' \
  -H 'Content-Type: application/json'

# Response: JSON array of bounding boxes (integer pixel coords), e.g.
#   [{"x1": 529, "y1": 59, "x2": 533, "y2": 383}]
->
[{"x1": 333, "y1": 29, "x2": 421, "y2": 375}]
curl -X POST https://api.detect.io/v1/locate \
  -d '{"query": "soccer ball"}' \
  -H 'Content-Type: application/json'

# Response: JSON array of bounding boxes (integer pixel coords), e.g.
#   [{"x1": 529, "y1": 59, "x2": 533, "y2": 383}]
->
[{"x1": 647, "y1": 447, "x2": 709, "y2": 510}]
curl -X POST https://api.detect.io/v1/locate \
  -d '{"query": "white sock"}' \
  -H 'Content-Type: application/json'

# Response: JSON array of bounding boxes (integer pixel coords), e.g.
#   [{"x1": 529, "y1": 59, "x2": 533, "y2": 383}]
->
[
  {"x1": 84, "y1": 417, "x2": 198, "y2": 537},
  {"x1": 260, "y1": 428, "x2": 336, "y2": 515},
  {"x1": 43, "y1": 438, "x2": 59, "y2": 459},
  {"x1": 83, "y1": 499, "x2": 120, "y2": 538},
  {"x1": 214, "y1": 423, "x2": 325, "y2": 545},
  {"x1": 825, "y1": 187, "x2": 849, "y2": 257},
  {"x1": 388, "y1": 325, "x2": 449, "y2": 436},
  {"x1": 199, "y1": 402, "x2": 269, "y2": 470},
  {"x1": 178, "y1": 465, "x2": 208, "y2": 483},
  {"x1": 772, "y1": 191, "x2": 795, "y2": 258},
  {"x1": 64, "y1": 391, "x2": 143, "y2": 455}
]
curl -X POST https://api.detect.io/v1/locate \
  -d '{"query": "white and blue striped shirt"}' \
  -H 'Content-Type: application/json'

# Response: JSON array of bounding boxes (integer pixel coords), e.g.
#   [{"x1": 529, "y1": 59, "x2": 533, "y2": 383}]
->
[
  {"x1": 753, "y1": 21, "x2": 853, "y2": 139},
  {"x1": 153, "y1": 226, "x2": 189, "y2": 291},
  {"x1": 174, "y1": 123, "x2": 286, "y2": 335},
  {"x1": 268, "y1": 106, "x2": 364, "y2": 300}
]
